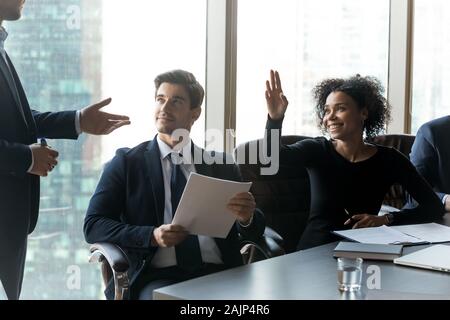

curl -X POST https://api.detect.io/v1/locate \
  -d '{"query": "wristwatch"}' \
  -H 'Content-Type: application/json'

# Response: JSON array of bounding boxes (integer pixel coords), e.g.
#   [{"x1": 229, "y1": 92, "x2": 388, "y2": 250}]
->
[{"x1": 384, "y1": 213, "x2": 394, "y2": 225}]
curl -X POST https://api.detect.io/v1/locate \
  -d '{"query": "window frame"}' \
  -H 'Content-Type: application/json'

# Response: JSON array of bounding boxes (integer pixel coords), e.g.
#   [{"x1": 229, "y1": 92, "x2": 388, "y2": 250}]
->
[{"x1": 205, "y1": 0, "x2": 417, "y2": 149}]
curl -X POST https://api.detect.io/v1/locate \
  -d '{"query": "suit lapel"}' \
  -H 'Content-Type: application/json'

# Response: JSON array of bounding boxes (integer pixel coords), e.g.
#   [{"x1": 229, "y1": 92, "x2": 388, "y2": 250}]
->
[
  {"x1": 7, "y1": 54, "x2": 34, "y2": 127},
  {"x1": 144, "y1": 139, "x2": 165, "y2": 226},
  {"x1": 0, "y1": 54, "x2": 28, "y2": 128}
]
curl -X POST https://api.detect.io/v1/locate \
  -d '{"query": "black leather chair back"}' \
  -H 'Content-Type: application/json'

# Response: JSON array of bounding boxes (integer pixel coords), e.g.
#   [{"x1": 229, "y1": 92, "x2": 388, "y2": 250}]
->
[
  {"x1": 236, "y1": 136, "x2": 311, "y2": 253},
  {"x1": 369, "y1": 134, "x2": 416, "y2": 209}
]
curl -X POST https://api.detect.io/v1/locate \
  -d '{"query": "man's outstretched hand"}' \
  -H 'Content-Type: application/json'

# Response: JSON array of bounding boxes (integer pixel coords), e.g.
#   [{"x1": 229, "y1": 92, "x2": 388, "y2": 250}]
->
[{"x1": 80, "y1": 98, "x2": 131, "y2": 135}]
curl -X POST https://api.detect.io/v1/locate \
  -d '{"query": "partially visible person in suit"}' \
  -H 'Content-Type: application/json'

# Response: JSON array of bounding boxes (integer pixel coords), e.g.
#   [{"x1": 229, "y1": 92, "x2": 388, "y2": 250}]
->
[
  {"x1": 264, "y1": 70, "x2": 445, "y2": 250},
  {"x1": 408, "y1": 116, "x2": 450, "y2": 212},
  {"x1": 0, "y1": 0, "x2": 130, "y2": 300},
  {"x1": 84, "y1": 69, "x2": 265, "y2": 300}
]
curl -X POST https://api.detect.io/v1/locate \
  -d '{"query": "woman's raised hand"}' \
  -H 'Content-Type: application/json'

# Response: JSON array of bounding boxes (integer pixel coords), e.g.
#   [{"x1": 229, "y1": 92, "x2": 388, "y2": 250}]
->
[{"x1": 265, "y1": 70, "x2": 289, "y2": 120}]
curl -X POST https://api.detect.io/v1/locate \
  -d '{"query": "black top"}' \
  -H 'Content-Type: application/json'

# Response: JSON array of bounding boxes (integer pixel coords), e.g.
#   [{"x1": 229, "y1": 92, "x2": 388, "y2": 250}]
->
[{"x1": 267, "y1": 118, "x2": 445, "y2": 250}]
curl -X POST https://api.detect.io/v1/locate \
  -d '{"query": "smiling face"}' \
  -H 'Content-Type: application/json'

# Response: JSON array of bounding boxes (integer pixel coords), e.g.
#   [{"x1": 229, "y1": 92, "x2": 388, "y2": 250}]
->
[
  {"x1": 154, "y1": 82, "x2": 201, "y2": 140},
  {"x1": 0, "y1": 0, "x2": 25, "y2": 22},
  {"x1": 323, "y1": 91, "x2": 368, "y2": 141}
]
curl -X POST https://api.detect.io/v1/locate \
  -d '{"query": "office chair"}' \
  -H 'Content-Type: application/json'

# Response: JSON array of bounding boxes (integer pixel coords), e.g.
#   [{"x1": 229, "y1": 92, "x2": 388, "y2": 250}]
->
[
  {"x1": 369, "y1": 134, "x2": 416, "y2": 209},
  {"x1": 235, "y1": 136, "x2": 312, "y2": 253},
  {"x1": 89, "y1": 229, "x2": 284, "y2": 300}
]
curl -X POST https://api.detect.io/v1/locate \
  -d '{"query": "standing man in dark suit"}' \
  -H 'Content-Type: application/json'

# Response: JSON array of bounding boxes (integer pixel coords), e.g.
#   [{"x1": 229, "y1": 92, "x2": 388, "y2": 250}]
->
[
  {"x1": 84, "y1": 70, "x2": 265, "y2": 300},
  {"x1": 409, "y1": 116, "x2": 450, "y2": 212},
  {"x1": 0, "y1": 0, "x2": 130, "y2": 300}
]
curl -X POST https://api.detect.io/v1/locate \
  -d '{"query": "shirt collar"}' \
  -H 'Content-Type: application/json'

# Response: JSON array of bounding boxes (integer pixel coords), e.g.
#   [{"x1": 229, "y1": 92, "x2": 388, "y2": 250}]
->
[
  {"x1": 0, "y1": 26, "x2": 8, "y2": 54},
  {"x1": 157, "y1": 135, "x2": 192, "y2": 162}
]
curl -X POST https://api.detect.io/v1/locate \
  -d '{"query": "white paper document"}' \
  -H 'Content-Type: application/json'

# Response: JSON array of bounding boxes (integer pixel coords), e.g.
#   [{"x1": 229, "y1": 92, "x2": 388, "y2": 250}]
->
[
  {"x1": 172, "y1": 172, "x2": 252, "y2": 238},
  {"x1": 333, "y1": 223, "x2": 450, "y2": 245},
  {"x1": 333, "y1": 226, "x2": 424, "y2": 245},
  {"x1": 392, "y1": 223, "x2": 450, "y2": 243}
]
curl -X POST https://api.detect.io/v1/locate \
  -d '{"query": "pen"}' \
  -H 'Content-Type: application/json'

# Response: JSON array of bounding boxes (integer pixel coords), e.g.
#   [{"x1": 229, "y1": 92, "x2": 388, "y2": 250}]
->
[
  {"x1": 344, "y1": 208, "x2": 355, "y2": 223},
  {"x1": 40, "y1": 138, "x2": 47, "y2": 147}
]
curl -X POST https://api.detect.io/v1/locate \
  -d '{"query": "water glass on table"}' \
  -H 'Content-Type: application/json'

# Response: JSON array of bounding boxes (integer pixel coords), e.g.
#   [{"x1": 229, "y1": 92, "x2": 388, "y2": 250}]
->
[{"x1": 337, "y1": 257, "x2": 363, "y2": 292}]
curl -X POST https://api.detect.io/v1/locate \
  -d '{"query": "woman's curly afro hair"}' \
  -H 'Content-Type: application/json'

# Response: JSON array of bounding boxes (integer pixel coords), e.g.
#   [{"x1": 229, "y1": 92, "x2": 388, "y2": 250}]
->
[{"x1": 313, "y1": 75, "x2": 391, "y2": 138}]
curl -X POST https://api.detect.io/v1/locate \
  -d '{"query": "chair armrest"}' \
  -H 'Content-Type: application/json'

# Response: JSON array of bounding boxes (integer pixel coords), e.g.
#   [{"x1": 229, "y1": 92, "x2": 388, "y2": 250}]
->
[
  {"x1": 263, "y1": 226, "x2": 284, "y2": 248},
  {"x1": 240, "y1": 227, "x2": 285, "y2": 263},
  {"x1": 89, "y1": 242, "x2": 130, "y2": 300},
  {"x1": 89, "y1": 242, "x2": 130, "y2": 272}
]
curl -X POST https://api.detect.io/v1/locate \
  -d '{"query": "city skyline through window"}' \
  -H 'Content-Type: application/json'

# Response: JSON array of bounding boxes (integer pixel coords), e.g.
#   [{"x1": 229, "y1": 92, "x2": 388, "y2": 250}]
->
[{"x1": 5, "y1": 0, "x2": 207, "y2": 299}]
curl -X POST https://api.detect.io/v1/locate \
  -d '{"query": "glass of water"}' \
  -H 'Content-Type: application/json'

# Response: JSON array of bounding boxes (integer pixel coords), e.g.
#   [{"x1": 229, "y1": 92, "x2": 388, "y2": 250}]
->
[{"x1": 337, "y1": 257, "x2": 363, "y2": 292}]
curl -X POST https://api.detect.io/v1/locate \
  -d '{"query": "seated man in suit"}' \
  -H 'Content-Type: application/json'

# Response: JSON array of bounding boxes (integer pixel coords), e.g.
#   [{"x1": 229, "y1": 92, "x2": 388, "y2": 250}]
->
[
  {"x1": 84, "y1": 69, "x2": 265, "y2": 300},
  {"x1": 408, "y1": 116, "x2": 450, "y2": 212}
]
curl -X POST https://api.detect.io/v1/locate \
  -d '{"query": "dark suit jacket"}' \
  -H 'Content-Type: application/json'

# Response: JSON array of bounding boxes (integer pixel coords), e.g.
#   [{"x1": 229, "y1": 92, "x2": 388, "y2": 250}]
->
[
  {"x1": 410, "y1": 116, "x2": 450, "y2": 202},
  {"x1": 0, "y1": 53, "x2": 78, "y2": 256},
  {"x1": 83, "y1": 139, "x2": 265, "y2": 299}
]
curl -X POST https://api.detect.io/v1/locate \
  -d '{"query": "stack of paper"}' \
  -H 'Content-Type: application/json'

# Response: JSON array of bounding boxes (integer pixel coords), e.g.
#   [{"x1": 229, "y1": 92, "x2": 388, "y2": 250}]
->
[{"x1": 333, "y1": 223, "x2": 450, "y2": 245}]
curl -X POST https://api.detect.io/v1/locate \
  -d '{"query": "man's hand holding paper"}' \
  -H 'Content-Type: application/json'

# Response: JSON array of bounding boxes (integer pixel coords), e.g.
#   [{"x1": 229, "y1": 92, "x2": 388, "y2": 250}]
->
[
  {"x1": 152, "y1": 191, "x2": 255, "y2": 248},
  {"x1": 151, "y1": 224, "x2": 188, "y2": 248},
  {"x1": 227, "y1": 192, "x2": 256, "y2": 226}
]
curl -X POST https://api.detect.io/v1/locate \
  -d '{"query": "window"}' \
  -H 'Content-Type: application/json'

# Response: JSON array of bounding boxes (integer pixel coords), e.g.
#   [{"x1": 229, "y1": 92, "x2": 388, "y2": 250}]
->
[
  {"x1": 411, "y1": 0, "x2": 450, "y2": 133},
  {"x1": 6, "y1": 0, "x2": 206, "y2": 299},
  {"x1": 236, "y1": 0, "x2": 390, "y2": 144}
]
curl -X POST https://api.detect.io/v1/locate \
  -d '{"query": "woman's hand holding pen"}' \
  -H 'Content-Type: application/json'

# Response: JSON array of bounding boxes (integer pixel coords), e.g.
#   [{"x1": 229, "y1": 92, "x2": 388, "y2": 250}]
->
[
  {"x1": 29, "y1": 139, "x2": 59, "y2": 177},
  {"x1": 344, "y1": 212, "x2": 389, "y2": 229}
]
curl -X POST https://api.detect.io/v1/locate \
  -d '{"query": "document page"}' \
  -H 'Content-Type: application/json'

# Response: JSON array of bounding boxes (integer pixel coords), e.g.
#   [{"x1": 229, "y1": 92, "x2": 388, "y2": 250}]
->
[
  {"x1": 172, "y1": 172, "x2": 252, "y2": 238},
  {"x1": 392, "y1": 223, "x2": 450, "y2": 244},
  {"x1": 333, "y1": 225, "x2": 424, "y2": 245}
]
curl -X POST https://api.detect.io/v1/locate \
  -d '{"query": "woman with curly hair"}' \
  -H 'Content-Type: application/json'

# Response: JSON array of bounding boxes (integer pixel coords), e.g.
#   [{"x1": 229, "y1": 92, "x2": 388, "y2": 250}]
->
[{"x1": 264, "y1": 70, "x2": 445, "y2": 250}]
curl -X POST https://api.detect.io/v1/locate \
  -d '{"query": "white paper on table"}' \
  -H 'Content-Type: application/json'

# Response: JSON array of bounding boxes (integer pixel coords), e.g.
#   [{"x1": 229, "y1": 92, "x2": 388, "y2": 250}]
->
[
  {"x1": 332, "y1": 225, "x2": 425, "y2": 245},
  {"x1": 392, "y1": 223, "x2": 450, "y2": 244},
  {"x1": 172, "y1": 172, "x2": 252, "y2": 238}
]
